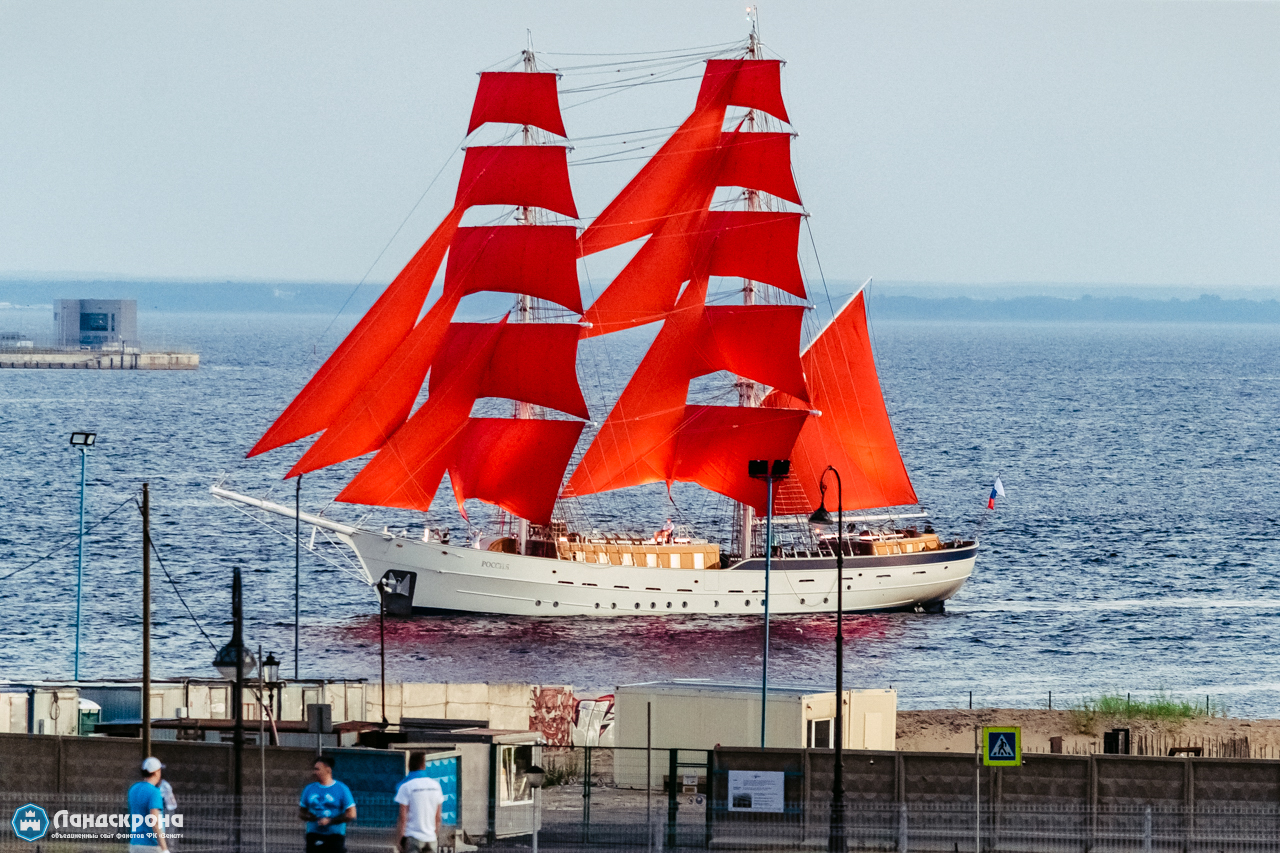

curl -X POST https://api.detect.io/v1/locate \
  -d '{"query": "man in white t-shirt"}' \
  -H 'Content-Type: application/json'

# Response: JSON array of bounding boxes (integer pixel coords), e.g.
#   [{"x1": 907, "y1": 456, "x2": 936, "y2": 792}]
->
[{"x1": 393, "y1": 752, "x2": 445, "y2": 853}]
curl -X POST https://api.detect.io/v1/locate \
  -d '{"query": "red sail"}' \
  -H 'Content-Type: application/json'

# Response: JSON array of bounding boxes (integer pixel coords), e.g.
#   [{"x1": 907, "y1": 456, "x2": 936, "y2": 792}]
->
[
  {"x1": 576, "y1": 62, "x2": 740, "y2": 257},
  {"x1": 580, "y1": 206, "x2": 711, "y2": 337},
  {"x1": 445, "y1": 225, "x2": 583, "y2": 314},
  {"x1": 696, "y1": 59, "x2": 790, "y2": 123},
  {"x1": 287, "y1": 287, "x2": 463, "y2": 477},
  {"x1": 672, "y1": 405, "x2": 809, "y2": 513},
  {"x1": 765, "y1": 292, "x2": 918, "y2": 514},
  {"x1": 335, "y1": 321, "x2": 505, "y2": 511},
  {"x1": 457, "y1": 146, "x2": 579, "y2": 219},
  {"x1": 448, "y1": 418, "x2": 585, "y2": 526},
  {"x1": 715, "y1": 132, "x2": 801, "y2": 205},
  {"x1": 432, "y1": 322, "x2": 589, "y2": 419},
  {"x1": 695, "y1": 305, "x2": 809, "y2": 403},
  {"x1": 581, "y1": 209, "x2": 804, "y2": 336},
  {"x1": 248, "y1": 205, "x2": 464, "y2": 458},
  {"x1": 467, "y1": 72, "x2": 567, "y2": 137},
  {"x1": 704, "y1": 211, "x2": 805, "y2": 298},
  {"x1": 567, "y1": 284, "x2": 810, "y2": 504}
]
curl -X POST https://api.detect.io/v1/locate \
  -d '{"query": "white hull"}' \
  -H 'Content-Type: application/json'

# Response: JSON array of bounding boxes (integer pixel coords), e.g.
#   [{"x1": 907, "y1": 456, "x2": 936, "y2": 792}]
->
[
  {"x1": 212, "y1": 487, "x2": 976, "y2": 618},
  {"x1": 349, "y1": 529, "x2": 976, "y2": 617}
]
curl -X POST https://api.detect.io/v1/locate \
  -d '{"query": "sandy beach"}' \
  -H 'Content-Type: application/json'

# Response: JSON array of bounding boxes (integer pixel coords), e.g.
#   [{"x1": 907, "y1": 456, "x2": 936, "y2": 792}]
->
[{"x1": 897, "y1": 709, "x2": 1280, "y2": 757}]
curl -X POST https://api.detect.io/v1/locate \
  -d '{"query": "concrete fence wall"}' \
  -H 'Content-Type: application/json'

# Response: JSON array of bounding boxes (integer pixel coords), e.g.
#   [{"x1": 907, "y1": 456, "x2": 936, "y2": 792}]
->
[
  {"x1": 0, "y1": 732, "x2": 405, "y2": 801},
  {"x1": 712, "y1": 746, "x2": 1280, "y2": 812}
]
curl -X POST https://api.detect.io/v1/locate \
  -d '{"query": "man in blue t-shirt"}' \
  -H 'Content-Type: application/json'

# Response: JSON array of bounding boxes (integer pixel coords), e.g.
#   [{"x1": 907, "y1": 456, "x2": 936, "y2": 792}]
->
[
  {"x1": 299, "y1": 755, "x2": 357, "y2": 852},
  {"x1": 128, "y1": 757, "x2": 169, "y2": 852}
]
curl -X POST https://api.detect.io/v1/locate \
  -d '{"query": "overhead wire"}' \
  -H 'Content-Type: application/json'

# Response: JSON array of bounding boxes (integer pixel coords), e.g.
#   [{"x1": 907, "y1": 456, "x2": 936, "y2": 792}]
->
[
  {"x1": 0, "y1": 495, "x2": 136, "y2": 583},
  {"x1": 135, "y1": 498, "x2": 219, "y2": 653}
]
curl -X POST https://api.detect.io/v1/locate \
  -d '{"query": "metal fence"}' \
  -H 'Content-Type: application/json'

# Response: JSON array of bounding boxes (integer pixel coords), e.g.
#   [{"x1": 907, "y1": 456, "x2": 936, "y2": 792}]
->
[
  {"x1": 9, "y1": 745, "x2": 1280, "y2": 852},
  {"x1": 6, "y1": 792, "x2": 1280, "y2": 851}
]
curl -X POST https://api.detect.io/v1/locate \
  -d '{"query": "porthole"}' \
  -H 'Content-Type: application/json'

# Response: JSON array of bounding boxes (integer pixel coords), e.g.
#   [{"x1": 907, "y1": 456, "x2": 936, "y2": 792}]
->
[
  {"x1": 682, "y1": 602, "x2": 688, "y2": 608},
  {"x1": 611, "y1": 603, "x2": 617, "y2": 610},
  {"x1": 594, "y1": 603, "x2": 600, "y2": 609},
  {"x1": 800, "y1": 598, "x2": 805, "y2": 604},
  {"x1": 745, "y1": 599, "x2": 750, "y2": 606},
  {"x1": 553, "y1": 601, "x2": 559, "y2": 607},
  {"x1": 823, "y1": 597, "x2": 829, "y2": 604},
  {"x1": 651, "y1": 602, "x2": 657, "y2": 609},
  {"x1": 535, "y1": 600, "x2": 542, "y2": 606},
  {"x1": 666, "y1": 602, "x2": 672, "y2": 608},
  {"x1": 635, "y1": 603, "x2": 641, "y2": 609},
  {"x1": 714, "y1": 600, "x2": 719, "y2": 607}
]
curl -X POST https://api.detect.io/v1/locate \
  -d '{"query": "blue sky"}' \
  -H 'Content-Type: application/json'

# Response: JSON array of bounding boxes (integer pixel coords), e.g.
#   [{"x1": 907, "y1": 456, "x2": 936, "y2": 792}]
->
[{"x1": 2, "y1": 1, "x2": 1278, "y2": 290}]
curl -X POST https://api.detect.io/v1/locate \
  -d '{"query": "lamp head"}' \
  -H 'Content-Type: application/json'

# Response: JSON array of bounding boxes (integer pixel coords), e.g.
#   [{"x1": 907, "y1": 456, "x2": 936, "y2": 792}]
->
[
  {"x1": 526, "y1": 765, "x2": 546, "y2": 789},
  {"x1": 261, "y1": 652, "x2": 281, "y2": 684},
  {"x1": 808, "y1": 504, "x2": 834, "y2": 526},
  {"x1": 213, "y1": 641, "x2": 257, "y2": 681},
  {"x1": 747, "y1": 460, "x2": 768, "y2": 479},
  {"x1": 70, "y1": 432, "x2": 96, "y2": 448}
]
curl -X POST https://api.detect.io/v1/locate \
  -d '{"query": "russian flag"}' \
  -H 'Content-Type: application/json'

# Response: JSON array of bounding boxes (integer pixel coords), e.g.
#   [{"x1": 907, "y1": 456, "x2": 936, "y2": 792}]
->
[{"x1": 987, "y1": 477, "x2": 1005, "y2": 510}]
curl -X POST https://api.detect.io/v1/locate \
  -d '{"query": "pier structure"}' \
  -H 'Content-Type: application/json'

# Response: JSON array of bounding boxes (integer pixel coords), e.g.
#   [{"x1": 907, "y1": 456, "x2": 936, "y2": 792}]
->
[
  {"x1": 0, "y1": 297, "x2": 198, "y2": 368},
  {"x1": 0, "y1": 350, "x2": 198, "y2": 369}
]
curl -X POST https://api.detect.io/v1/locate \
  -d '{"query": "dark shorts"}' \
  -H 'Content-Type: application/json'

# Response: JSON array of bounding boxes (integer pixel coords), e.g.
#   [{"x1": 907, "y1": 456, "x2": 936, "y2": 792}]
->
[
  {"x1": 305, "y1": 832, "x2": 346, "y2": 853},
  {"x1": 400, "y1": 838, "x2": 438, "y2": 853}
]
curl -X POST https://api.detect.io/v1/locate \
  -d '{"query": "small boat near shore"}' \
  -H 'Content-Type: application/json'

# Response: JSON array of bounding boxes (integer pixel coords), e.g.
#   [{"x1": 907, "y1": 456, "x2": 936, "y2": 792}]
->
[{"x1": 214, "y1": 32, "x2": 978, "y2": 617}]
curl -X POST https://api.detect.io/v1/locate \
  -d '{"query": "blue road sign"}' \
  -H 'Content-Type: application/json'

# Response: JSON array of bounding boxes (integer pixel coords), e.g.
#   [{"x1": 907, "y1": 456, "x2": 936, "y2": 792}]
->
[{"x1": 982, "y1": 727, "x2": 1021, "y2": 766}]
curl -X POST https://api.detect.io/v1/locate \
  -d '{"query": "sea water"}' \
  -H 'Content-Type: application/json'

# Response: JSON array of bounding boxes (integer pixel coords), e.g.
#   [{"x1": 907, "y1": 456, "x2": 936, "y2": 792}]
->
[{"x1": 1, "y1": 312, "x2": 1279, "y2": 715}]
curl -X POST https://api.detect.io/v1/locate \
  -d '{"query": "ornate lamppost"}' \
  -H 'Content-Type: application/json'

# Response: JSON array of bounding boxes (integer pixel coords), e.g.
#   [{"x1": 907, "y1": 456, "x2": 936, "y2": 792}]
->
[{"x1": 809, "y1": 466, "x2": 846, "y2": 852}]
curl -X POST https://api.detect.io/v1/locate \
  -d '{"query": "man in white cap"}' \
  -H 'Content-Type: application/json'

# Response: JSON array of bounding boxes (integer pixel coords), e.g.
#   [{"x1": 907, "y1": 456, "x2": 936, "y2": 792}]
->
[{"x1": 128, "y1": 757, "x2": 169, "y2": 853}]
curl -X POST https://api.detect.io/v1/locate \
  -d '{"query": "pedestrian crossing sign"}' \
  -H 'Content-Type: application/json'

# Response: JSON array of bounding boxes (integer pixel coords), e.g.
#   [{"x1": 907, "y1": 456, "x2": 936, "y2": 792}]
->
[{"x1": 982, "y1": 727, "x2": 1021, "y2": 766}]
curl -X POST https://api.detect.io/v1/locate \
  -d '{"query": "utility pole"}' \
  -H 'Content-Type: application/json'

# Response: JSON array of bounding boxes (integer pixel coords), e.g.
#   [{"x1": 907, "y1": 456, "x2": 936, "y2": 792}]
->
[
  {"x1": 233, "y1": 565, "x2": 245, "y2": 853},
  {"x1": 294, "y1": 474, "x2": 301, "y2": 681},
  {"x1": 141, "y1": 483, "x2": 151, "y2": 759}
]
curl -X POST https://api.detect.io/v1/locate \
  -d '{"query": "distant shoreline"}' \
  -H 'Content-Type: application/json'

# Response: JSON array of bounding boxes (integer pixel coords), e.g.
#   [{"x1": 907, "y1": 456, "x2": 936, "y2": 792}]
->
[
  {"x1": 3, "y1": 280, "x2": 1280, "y2": 323},
  {"x1": 865, "y1": 293, "x2": 1280, "y2": 324}
]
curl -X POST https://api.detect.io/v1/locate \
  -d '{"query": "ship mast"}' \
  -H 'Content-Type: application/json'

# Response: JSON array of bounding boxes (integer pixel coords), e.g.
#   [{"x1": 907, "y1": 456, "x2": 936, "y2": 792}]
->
[
  {"x1": 514, "y1": 43, "x2": 538, "y2": 554},
  {"x1": 735, "y1": 14, "x2": 762, "y2": 560}
]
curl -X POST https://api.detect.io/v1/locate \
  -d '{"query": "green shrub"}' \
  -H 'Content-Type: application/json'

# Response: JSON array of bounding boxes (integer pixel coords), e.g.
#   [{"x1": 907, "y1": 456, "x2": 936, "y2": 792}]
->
[{"x1": 1070, "y1": 691, "x2": 1226, "y2": 728}]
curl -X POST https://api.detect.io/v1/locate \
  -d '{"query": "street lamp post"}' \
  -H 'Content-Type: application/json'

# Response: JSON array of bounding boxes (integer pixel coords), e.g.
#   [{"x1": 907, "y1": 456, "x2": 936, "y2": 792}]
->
[
  {"x1": 809, "y1": 467, "x2": 845, "y2": 853},
  {"x1": 69, "y1": 431, "x2": 96, "y2": 680},
  {"x1": 214, "y1": 566, "x2": 257, "y2": 853},
  {"x1": 261, "y1": 652, "x2": 281, "y2": 735},
  {"x1": 748, "y1": 458, "x2": 790, "y2": 748},
  {"x1": 377, "y1": 575, "x2": 395, "y2": 726},
  {"x1": 527, "y1": 764, "x2": 546, "y2": 853}
]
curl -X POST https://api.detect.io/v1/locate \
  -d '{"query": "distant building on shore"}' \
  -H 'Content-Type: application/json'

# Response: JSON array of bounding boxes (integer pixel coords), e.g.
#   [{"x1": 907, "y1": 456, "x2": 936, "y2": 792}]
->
[
  {"x1": 55, "y1": 298, "x2": 138, "y2": 350},
  {"x1": 0, "y1": 298, "x2": 196, "y2": 369}
]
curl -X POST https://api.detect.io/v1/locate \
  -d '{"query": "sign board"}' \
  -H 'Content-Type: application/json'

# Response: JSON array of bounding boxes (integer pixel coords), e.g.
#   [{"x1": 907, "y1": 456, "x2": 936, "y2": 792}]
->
[
  {"x1": 982, "y1": 727, "x2": 1021, "y2": 766},
  {"x1": 421, "y1": 751, "x2": 460, "y2": 826},
  {"x1": 727, "y1": 770, "x2": 785, "y2": 813},
  {"x1": 307, "y1": 704, "x2": 333, "y2": 734}
]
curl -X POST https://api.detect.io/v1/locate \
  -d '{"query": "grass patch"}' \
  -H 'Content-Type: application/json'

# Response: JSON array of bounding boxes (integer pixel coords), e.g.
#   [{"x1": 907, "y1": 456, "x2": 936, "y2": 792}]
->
[
  {"x1": 542, "y1": 752, "x2": 581, "y2": 787},
  {"x1": 1068, "y1": 691, "x2": 1227, "y2": 733}
]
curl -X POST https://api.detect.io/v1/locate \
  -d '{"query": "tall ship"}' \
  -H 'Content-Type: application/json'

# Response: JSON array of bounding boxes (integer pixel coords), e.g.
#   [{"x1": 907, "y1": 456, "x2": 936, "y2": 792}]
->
[{"x1": 214, "y1": 34, "x2": 978, "y2": 617}]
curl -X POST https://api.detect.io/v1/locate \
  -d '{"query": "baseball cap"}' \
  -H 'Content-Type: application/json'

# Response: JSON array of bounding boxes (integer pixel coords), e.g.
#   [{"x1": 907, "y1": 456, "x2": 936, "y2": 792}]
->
[{"x1": 141, "y1": 757, "x2": 164, "y2": 773}]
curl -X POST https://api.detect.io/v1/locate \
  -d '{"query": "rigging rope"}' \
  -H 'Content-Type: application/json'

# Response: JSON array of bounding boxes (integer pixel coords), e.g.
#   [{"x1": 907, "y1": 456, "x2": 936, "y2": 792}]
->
[
  {"x1": 0, "y1": 495, "x2": 136, "y2": 584},
  {"x1": 312, "y1": 133, "x2": 469, "y2": 349},
  {"x1": 540, "y1": 40, "x2": 743, "y2": 59},
  {"x1": 135, "y1": 498, "x2": 220, "y2": 652}
]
